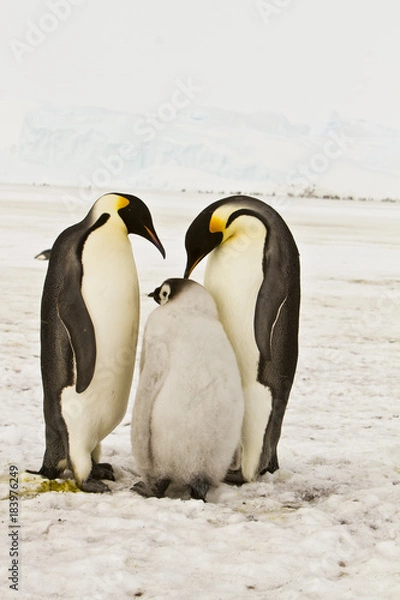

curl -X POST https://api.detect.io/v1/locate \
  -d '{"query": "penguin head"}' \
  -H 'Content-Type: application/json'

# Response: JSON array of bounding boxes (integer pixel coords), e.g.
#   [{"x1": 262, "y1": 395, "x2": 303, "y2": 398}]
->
[
  {"x1": 184, "y1": 196, "x2": 265, "y2": 277},
  {"x1": 149, "y1": 281, "x2": 173, "y2": 305},
  {"x1": 149, "y1": 278, "x2": 192, "y2": 306},
  {"x1": 92, "y1": 193, "x2": 166, "y2": 257},
  {"x1": 149, "y1": 278, "x2": 218, "y2": 315}
]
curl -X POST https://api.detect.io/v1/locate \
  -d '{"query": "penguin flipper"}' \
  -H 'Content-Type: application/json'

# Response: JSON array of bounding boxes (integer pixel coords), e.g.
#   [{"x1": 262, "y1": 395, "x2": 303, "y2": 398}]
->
[
  {"x1": 254, "y1": 259, "x2": 287, "y2": 362},
  {"x1": 58, "y1": 261, "x2": 96, "y2": 394},
  {"x1": 132, "y1": 340, "x2": 168, "y2": 471}
]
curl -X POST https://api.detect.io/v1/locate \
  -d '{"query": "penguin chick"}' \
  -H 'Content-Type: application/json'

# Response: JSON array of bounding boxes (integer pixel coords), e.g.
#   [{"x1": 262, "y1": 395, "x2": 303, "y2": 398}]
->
[
  {"x1": 28, "y1": 193, "x2": 165, "y2": 493},
  {"x1": 131, "y1": 278, "x2": 244, "y2": 501}
]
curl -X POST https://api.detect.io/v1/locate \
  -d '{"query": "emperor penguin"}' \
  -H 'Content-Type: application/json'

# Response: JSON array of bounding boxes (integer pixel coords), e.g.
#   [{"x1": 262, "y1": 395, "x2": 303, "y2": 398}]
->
[
  {"x1": 131, "y1": 278, "x2": 244, "y2": 501},
  {"x1": 184, "y1": 196, "x2": 300, "y2": 484},
  {"x1": 29, "y1": 193, "x2": 165, "y2": 492}
]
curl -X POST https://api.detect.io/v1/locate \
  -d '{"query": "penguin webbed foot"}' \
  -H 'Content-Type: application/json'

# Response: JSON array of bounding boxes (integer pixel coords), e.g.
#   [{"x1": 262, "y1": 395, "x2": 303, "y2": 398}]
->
[
  {"x1": 90, "y1": 462, "x2": 115, "y2": 481},
  {"x1": 224, "y1": 469, "x2": 247, "y2": 485},
  {"x1": 131, "y1": 480, "x2": 153, "y2": 498},
  {"x1": 131, "y1": 478, "x2": 170, "y2": 499},
  {"x1": 80, "y1": 478, "x2": 111, "y2": 493},
  {"x1": 189, "y1": 477, "x2": 210, "y2": 502}
]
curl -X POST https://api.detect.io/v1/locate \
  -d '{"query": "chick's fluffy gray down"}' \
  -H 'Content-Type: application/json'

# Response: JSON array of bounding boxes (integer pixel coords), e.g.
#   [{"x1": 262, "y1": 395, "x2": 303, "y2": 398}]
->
[{"x1": 131, "y1": 280, "x2": 244, "y2": 490}]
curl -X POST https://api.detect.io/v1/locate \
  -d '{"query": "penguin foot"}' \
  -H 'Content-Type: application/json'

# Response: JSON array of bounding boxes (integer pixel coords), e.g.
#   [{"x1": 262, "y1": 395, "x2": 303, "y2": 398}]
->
[
  {"x1": 152, "y1": 479, "x2": 170, "y2": 498},
  {"x1": 131, "y1": 478, "x2": 170, "y2": 499},
  {"x1": 224, "y1": 469, "x2": 246, "y2": 485},
  {"x1": 80, "y1": 478, "x2": 111, "y2": 493},
  {"x1": 189, "y1": 477, "x2": 209, "y2": 502},
  {"x1": 90, "y1": 462, "x2": 115, "y2": 481},
  {"x1": 131, "y1": 480, "x2": 153, "y2": 498}
]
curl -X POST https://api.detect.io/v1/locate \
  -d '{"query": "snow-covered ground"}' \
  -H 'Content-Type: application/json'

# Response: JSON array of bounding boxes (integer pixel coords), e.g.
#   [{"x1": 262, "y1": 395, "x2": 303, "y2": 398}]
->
[{"x1": 1, "y1": 184, "x2": 399, "y2": 599}]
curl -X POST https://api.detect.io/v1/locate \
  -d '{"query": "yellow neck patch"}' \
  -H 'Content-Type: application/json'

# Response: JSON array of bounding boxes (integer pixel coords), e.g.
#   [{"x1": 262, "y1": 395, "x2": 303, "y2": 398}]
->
[
  {"x1": 116, "y1": 195, "x2": 130, "y2": 210},
  {"x1": 209, "y1": 214, "x2": 225, "y2": 234}
]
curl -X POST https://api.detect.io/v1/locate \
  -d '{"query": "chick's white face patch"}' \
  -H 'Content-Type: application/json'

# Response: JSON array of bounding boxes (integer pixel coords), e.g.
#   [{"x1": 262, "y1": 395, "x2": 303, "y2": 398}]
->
[{"x1": 158, "y1": 283, "x2": 171, "y2": 305}]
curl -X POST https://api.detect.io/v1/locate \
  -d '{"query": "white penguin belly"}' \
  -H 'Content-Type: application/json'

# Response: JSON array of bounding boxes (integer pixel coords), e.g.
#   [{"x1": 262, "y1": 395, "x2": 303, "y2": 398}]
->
[
  {"x1": 204, "y1": 224, "x2": 272, "y2": 481},
  {"x1": 61, "y1": 225, "x2": 139, "y2": 453}
]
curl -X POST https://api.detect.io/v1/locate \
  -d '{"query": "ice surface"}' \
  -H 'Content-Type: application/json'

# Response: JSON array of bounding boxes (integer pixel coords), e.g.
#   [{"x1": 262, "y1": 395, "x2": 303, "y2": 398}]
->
[
  {"x1": 1, "y1": 185, "x2": 399, "y2": 599},
  {"x1": 1, "y1": 105, "x2": 399, "y2": 199}
]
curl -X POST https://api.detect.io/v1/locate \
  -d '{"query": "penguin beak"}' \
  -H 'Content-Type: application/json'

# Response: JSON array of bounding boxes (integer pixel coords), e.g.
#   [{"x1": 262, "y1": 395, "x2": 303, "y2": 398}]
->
[
  {"x1": 184, "y1": 206, "x2": 225, "y2": 278},
  {"x1": 144, "y1": 226, "x2": 166, "y2": 259},
  {"x1": 184, "y1": 230, "x2": 223, "y2": 278},
  {"x1": 184, "y1": 255, "x2": 205, "y2": 278},
  {"x1": 116, "y1": 194, "x2": 166, "y2": 257},
  {"x1": 148, "y1": 285, "x2": 161, "y2": 304}
]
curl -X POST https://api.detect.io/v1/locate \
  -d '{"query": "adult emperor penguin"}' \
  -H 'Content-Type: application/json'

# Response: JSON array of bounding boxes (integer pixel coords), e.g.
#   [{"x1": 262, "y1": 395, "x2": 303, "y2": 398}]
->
[
  {"x1": 131, "y1": 278, "x2": 244, "y2": 501},
  {"x1": 184, "y1": 196, "x2": 300, "y2": 484},
  {"x1": 29, "y1": 193, "x2": 165, "y2": 492}
]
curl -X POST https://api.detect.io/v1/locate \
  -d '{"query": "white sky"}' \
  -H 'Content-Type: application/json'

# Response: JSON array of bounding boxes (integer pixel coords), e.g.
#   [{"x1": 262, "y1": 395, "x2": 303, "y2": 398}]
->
[{"x1": 0, "y1": 0, "x2": 399, "y2": 145}]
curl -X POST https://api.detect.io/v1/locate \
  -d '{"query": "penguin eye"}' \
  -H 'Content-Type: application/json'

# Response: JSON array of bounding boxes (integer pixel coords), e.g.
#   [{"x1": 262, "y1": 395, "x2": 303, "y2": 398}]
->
[{"x1": 159, "y1": 285, "x2": 171, "y2": 304}]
